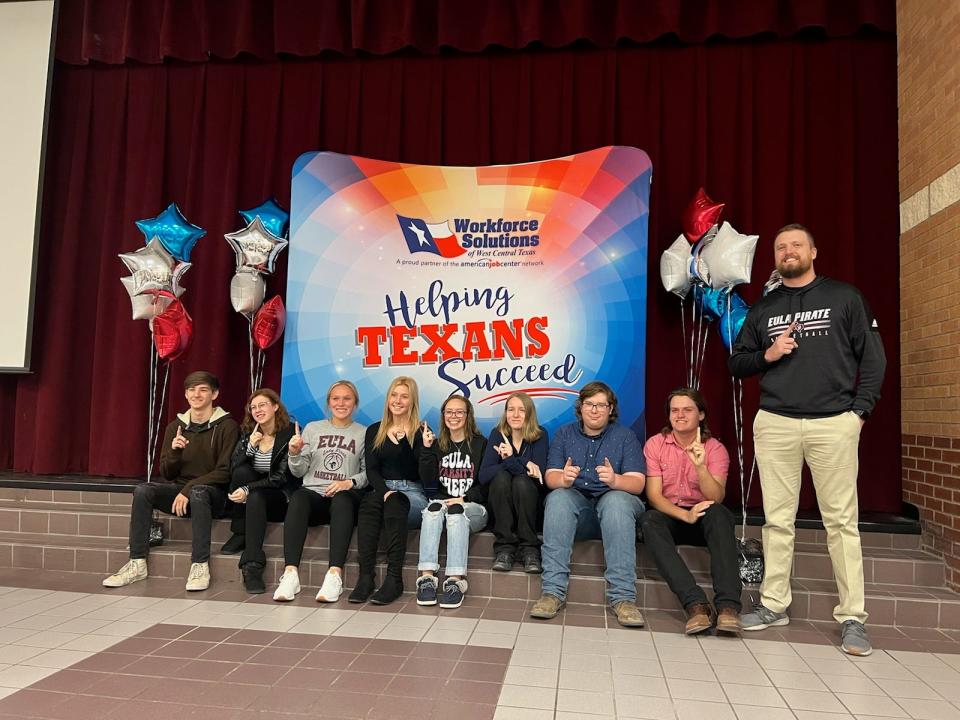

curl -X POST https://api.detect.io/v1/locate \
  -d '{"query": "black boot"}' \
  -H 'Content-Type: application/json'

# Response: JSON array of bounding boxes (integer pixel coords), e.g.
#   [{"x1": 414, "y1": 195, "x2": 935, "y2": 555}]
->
[
  {"x1": 370, "y1": 574, "x2": 404, "y2": 605},
  {"x1": 348, "y1": 574, "x2": 376, "y2": 603},
  {"x1": 521, "y1": 548, "x2": 542, "y2": 574},
  {"x1": 221, "y1": 533, "x2": 245, "y2": 555},
  {"x1": 242, "y1": 562, "x2": 266, "y2": 594},
  {"x1": 369, "y1": 492, "x2": 410, "y2": 605},
  {"x1": 492, "y1": 551, "x2": 515, "y2": 572}
]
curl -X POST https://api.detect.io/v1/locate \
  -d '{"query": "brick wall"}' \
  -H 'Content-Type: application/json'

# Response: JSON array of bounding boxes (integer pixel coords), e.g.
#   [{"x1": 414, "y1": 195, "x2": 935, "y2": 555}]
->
[{"x1": 898, "y1": 0, "x2": 960, "y2": 588}]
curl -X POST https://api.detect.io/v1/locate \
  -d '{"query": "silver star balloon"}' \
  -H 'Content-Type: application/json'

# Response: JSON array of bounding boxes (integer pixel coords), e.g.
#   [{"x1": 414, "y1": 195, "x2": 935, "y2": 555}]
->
[
  {"x1": 119, "y1": 237, "x2": 191, "y2": 296},
  {"x1": 224, "y1": 216, "x2": 289, "y2": 274},
  {"x1": 120, "y1": 279, "x2": 176, "y2": 320}
]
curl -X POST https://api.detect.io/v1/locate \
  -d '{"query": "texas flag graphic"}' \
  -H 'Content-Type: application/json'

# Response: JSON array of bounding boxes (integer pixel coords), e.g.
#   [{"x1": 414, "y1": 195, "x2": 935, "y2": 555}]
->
[{"x1": 397, "y1": 215, "x2": 466, "y2": 258}]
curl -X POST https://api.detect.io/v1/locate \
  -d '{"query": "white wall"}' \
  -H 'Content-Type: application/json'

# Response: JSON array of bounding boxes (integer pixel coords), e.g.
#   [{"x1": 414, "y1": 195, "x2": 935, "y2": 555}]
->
[{"x1": 0, "y1": 0, "x2": 56, "y2": 371}]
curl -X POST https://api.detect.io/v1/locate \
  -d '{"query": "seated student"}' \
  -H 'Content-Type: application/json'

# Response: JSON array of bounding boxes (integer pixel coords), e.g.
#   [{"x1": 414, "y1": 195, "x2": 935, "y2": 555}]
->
[
  {"x1": 640, "y1": 388, "x2": 741, "y2": 634},
  {"x1": 274, "y1": 380, "x2": 367, "y2": 603},
  {"x1": 103, "y1": 371, "x2": 239, "y2": 591},
  {"x1": 227, "y1": 388, "x2": 296, "y2": 594},
  {"x1": 415, "y1": 395, "x2": 488, "y2": 609},
  {"x1": 348, "y1": 376, "x2": 427, "y2": 606},
  {"x1": 531, "y1": 381, "x2": 647, "y2": 627},
  {"x1": 478, "y1": 391, "x2": 548, "y2": 573}
]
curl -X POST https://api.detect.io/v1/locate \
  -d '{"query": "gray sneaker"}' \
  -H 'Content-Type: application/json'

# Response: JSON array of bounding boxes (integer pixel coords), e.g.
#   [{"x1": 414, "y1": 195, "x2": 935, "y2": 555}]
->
[
  {"x1": 840, "y1": 620, "x2": 872, "y2": 656},
  {"x1": 740, "y1": 603, "x2": 789, "y2": 631}
]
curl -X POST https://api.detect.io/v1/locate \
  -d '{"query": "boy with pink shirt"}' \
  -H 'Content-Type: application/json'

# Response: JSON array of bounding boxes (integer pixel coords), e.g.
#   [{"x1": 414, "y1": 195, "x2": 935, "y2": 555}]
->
[{"x1": 640, "y1": 388, "x2": 741, "y2": 635}]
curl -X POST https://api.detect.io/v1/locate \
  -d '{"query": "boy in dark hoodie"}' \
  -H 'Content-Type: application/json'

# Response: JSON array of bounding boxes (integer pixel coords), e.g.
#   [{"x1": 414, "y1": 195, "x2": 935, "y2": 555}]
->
[
  {"x1": 103, "y1": 371, "x2": 239, "y2": 592},
  {"x1": 729, "y1": 224, "x2": 885, "y2": 656}
]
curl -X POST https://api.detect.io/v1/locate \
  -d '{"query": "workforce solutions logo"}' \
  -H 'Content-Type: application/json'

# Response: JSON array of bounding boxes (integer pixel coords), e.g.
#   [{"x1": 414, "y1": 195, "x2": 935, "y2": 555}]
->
[{"x1": 397, "y1": 214, "x2": 541, "y2": 260}]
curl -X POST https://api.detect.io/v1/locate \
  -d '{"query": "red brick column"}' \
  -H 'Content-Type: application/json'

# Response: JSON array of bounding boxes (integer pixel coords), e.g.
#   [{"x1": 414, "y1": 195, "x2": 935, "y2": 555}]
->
[{"x1": 898, "y1": 0, "x2": 960, "y2": 588}]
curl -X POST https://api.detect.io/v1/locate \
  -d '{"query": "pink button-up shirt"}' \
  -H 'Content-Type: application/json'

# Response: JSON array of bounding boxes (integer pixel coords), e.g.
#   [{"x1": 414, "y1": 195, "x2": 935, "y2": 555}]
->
[{"x1": 643, "y1": 432, "x2": 729, "y2": 507}]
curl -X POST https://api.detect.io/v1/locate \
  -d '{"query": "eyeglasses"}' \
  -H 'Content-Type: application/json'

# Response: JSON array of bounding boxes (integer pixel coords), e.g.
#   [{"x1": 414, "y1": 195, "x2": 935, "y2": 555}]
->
[
  {"x1": 250, "y1": 403, "x2": 273, "y2": 412},
  {"x1": 444, "y1": 410, "x2": 466, "y2": 418},
  {"x1": 582, "y1": 402, "x2": 611, "y2": 412}
]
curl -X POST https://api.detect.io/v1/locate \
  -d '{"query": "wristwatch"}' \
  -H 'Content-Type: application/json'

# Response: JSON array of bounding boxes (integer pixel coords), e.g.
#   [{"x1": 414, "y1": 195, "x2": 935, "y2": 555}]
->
[{"x1": 853, "y1": 408, "x2": 869, "y2": 420}]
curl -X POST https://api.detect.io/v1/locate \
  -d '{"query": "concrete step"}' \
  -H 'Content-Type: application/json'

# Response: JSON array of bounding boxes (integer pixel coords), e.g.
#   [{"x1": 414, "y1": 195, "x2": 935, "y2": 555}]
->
[
  {"x1": 0, "y1": 497, "x2": 939, "y2": 587},
  {"x1": 0, "y1": 528, "x2": 957, "y2": 630}
]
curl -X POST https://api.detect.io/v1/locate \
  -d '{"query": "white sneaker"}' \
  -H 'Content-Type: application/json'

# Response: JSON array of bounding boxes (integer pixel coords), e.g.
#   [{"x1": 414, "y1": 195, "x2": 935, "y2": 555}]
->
[
  {"x1": 315, "y1": 570, "x2": 343, "y2": 603},
  {"x1": 273, "y1": 568, "x2": 301, "y2": 602},
  {"x1": 185, "y1": 562, "x2": 210, "y2": 591},
  {"x1": 103, "y1": 558, "x2": 148, "y2": 587}
]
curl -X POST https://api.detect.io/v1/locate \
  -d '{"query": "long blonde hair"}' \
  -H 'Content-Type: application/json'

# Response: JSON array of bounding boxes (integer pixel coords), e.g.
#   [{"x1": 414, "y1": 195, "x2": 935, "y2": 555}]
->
[
  {"x1": 496, "y1": 391, "x2": 545, "y2": 444},
  {"x1": 373, "y1": 376, "x2": 421, "y2": 449}
]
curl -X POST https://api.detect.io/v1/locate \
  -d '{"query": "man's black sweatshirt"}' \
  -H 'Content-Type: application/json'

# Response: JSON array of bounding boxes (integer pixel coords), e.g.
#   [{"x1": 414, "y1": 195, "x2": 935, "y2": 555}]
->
[{"x1": 728, "y1": 276, "x2": 886, "y2": 418}]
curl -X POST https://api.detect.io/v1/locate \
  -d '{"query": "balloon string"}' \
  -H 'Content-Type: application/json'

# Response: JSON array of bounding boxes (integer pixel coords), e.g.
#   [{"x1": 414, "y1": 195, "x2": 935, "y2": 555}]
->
[
  {"x1": 146, "y1": 338, "x2": 156, "y2": 482},
  {"x1": 679, "y1": 295, "x2": 690, "y2": 387},
  {"x1": 149, "y1": 362, "x2": 170, "y2": 480},
  {"x1": 247, "y1": 316, "x2": 256, "y2": 395},
  {"x1": 691, "y1": 289, "x2": 702, "y2": 390}
]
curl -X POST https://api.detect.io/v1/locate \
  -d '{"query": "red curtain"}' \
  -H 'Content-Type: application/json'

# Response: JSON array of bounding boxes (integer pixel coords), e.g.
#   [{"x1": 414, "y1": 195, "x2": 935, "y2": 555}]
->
[
  {"x1": 55, "y1": 0, "x2": 895, "y2": 64},
  {"x1": 0, "y1": 34, "x2": 901, "y2": 512}
]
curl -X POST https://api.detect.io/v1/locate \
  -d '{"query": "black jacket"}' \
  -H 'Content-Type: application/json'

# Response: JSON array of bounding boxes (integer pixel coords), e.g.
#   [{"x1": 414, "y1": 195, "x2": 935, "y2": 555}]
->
[
  {"x1": 229, "y1": 423, "x2": 299, "y2": 495},
  {"x1": 728, "y1": 276, "x2": 886, "y2": 418}
]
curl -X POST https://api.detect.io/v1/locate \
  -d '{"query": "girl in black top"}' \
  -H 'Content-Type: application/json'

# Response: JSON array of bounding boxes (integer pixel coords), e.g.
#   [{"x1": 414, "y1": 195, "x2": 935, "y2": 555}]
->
[
  {"x1": 348, "y1": 376, "x2": 427, "y2": 605},
  {"x1": 227, "y1": 388, "x2": 296, "y2": 593},
  {"x1": 478, "y1": 391, "x2": 549, "y2": 573},
  {"x1": 414, "y1": 395, "x2": 488, "y2": 609}
]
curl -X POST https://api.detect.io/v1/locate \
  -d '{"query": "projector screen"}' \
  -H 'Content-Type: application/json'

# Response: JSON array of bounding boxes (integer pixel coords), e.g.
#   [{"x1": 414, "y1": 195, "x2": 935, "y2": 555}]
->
[{"x1": 0, "y1": 0, "x2": 56, "y2": 372}]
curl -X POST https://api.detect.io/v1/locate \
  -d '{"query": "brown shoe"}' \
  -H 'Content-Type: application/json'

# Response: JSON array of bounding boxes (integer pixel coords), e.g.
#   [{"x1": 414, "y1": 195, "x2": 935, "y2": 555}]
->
[
  {"x1": 716, "y1": 606, "x2": 742, "y2": 634},
  {"x1": 530, "y1": 594, "x2": 565, "y2": 619},
  {"x1": 612, "y1": 601, "x2": 645, "y2": 628},
  {"x1": 684, "y1": 602, "x2": 714, "y2": 635}
]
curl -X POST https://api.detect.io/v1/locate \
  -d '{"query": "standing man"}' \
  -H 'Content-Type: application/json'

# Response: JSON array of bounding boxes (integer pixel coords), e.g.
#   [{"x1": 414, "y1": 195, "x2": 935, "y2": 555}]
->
[
  {"x1": 530, "y1": 381, "x2": 647, "y2": 627},
  {"x1": 729, "y1": 224, "x2": 885, "y2": 656},
  {"x1": 103, "y1": 371, "x2": 240, "y2": 592},
  {"x1": 641, "y1": 388, "x2": 742, "y2": 634}
]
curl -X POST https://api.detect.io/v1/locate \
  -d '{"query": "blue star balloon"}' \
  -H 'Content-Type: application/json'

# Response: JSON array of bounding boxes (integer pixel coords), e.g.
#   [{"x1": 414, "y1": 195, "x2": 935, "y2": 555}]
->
[
  {"x1": 694, "y1": 284, "x2": 746, "y2": 323},
  {"x1": 718, "y1": 297, "x2": 750, "y2": 350},
  {"x1": 240, "y1": 198, "x2": 289, "y2": 239},
  {"x1": 135, "y1": 203, "x2": 206, "y2": 263}
]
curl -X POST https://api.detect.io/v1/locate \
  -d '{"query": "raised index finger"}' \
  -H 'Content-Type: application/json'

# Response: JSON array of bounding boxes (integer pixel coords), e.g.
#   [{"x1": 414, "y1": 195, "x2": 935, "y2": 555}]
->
[
  {"x1": 294, "y1": 421, "x2": 300, "y2": 435},
  {"x1": 696, "y1": 427, "x2": 701, "y2": 443},
  {"x1": 780, "y1": 320, "x2": 797, "y2": 337}
]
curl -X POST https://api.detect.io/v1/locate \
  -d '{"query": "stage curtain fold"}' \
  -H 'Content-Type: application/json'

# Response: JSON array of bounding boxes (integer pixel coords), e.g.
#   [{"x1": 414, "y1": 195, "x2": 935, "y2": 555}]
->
[
  {"x1": 0, "y1": 35, "x2": 901, "y2": 514},
  {"x1": 54, "y1": 0, "x2": 896, "y2": 65}
]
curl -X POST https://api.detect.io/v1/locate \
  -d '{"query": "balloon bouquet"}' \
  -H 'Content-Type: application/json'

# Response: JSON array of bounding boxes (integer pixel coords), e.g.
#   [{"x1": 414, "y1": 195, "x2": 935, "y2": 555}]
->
[
  {"x1": 120, "y1": 204, "x2": 204, "y2": 483},
  {"x1": 660, "y1": 188, "x2": 764, "y2": 583},
  {"x1": 225, "y1": 199, "x2": 289, "y2": 393}
]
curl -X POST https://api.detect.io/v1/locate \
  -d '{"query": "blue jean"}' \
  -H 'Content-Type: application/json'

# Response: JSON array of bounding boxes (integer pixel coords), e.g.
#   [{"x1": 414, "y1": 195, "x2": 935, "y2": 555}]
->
[
  {"x1": 384, "y1": 479, "x2": 429, "y2": 528},
  {"x1": 541, "y1": 488, "x2": 645, "y2": 605},
  {"x1": 418, "y1": 501, "x2": 488, "y2": 576}
]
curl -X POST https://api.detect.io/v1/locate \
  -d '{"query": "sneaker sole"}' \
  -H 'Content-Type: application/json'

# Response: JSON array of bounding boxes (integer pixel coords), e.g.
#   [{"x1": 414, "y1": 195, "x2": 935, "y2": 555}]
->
[
  {"x1": 274, "y1": 583, "x2": 301, "y2": 602},
  {"x1": 102, "y1": 575, "x2": 147, "y2": 588},
  {"x1": 439, "y1": 601, "x2": 463, "y2": 609},
  {"x1": 315, "y1": 593, "x2": 341, "y2": 603},
  {"x1": 841, "y1": 644, "x2": 873, "y2": 657},
  {"x1": 416, "y1": 598, "x2": 438, "y2": 606},
  {"x1": 186, "y1": 584, "x2": 209, "y2": 592},
  {"x1": 742, "y1": 617, "x2": 790, "y2": 631}
]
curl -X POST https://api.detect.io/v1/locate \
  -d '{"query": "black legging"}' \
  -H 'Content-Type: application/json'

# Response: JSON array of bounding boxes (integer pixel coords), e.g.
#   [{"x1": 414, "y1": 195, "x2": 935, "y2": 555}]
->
[
  {"x1": 486, "y1": 469, "x2": 542, "y2": 555},
  {"x1": 284, "y1": 486, "x2": 363, "y2": 568},
  {"x1": 231, "y1": 464, "x2": 287, "y2": 568}
]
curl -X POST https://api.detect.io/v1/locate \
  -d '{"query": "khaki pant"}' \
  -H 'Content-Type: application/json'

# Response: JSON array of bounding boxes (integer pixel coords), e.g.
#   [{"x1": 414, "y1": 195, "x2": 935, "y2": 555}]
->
[{"x1": 754, "y1": 409, "x2": 866, "y2": 624}]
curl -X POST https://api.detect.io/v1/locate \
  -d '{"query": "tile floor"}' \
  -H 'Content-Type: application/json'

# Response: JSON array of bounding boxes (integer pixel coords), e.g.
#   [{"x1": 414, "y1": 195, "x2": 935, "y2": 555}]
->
[{"x1": 2, "y1": 571, "x2": 960, "y2": 718}]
